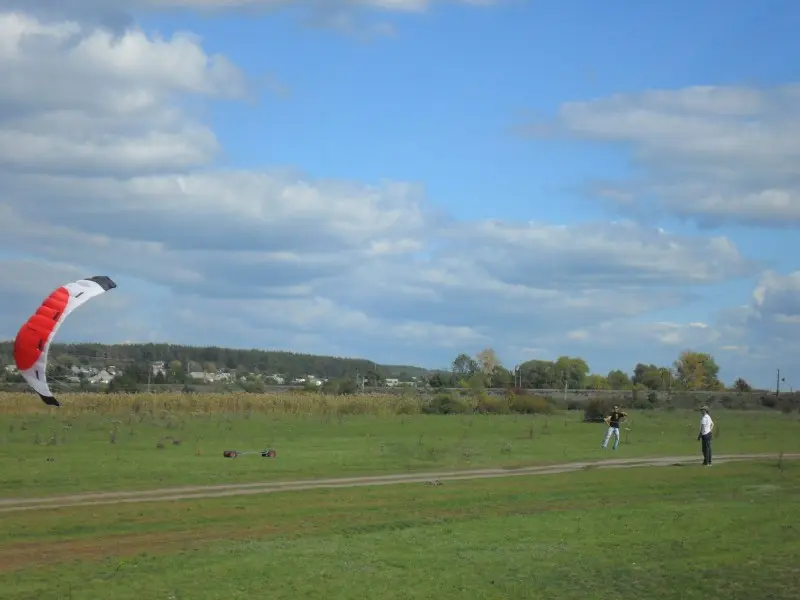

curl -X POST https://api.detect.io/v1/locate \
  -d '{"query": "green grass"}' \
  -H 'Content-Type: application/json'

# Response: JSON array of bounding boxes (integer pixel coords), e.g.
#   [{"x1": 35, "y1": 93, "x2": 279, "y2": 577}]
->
[
  {"x1": 2, "y1": 460, "x2": 798, "y2": 599},
  {"x1": 1, "y1": 409, "x2": 798, "y2": 497}
]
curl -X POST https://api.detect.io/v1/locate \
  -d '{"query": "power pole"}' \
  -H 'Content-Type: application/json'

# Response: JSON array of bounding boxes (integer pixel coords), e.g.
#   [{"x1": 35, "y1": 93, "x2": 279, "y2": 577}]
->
[{"x1": 776, "y1": 368, "x2": 784, "y2": 396}]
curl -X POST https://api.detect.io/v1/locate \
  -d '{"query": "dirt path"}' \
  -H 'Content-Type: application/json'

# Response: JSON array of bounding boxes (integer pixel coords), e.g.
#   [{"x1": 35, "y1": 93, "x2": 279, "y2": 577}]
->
[{"x1": 1, "y1": 452, "x2": 797, "y2": 514}]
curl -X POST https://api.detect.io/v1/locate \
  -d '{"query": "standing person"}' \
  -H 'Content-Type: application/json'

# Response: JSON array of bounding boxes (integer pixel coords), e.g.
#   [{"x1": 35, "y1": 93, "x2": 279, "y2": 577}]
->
[
  {"x1": 698, "y1": 405, "x2": 714, "y2": 466},
  {"x1": 601, "y1": 404, "x2": 627, "y2": 450}
]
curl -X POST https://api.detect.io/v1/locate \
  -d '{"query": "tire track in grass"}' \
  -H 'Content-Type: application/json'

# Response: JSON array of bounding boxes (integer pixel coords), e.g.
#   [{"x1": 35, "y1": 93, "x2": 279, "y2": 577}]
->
[{"x1": 1, "y1": 453, "x2": 797, "y2": 513}]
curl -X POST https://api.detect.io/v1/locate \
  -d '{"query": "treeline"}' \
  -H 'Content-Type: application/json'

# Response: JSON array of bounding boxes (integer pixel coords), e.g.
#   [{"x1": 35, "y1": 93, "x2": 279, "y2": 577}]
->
[
  {"x1": 429, "y1": 348, "x2": 760, "y2": 393},
  {"x1": 0, "y1": 342, "x2": 427, "y2": 383},
  {"x1": 0, "y1": 342, "x2": 769, "y2": 394}
]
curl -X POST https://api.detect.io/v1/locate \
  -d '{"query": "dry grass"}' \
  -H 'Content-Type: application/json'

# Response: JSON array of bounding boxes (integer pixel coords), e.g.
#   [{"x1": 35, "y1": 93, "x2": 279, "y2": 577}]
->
[{"x1": 0, "y1": 390, "x2": 423, "y2": 418}]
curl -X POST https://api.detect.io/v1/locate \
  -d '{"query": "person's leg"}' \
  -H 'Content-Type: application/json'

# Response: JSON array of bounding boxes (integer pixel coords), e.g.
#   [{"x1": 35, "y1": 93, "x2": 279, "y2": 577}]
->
[
  {"x1": 602, "y1": 427, "x2": 613, "y2": 448},
  {"x1": 706, "y1": 434, "x2": 712, "y2": 465},
  {"x1": 612, "y1": 427, "x2": 620, "y2": 450},
  {"x1": 701, "y1": 436, "x2": 709, "y2": 465}
]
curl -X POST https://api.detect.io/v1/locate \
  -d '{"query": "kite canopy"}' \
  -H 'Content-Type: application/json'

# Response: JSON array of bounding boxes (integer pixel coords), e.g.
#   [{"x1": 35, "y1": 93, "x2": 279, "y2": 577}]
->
[{"x1": 13, "y1": 276, "x2": 117, "y2": 407}]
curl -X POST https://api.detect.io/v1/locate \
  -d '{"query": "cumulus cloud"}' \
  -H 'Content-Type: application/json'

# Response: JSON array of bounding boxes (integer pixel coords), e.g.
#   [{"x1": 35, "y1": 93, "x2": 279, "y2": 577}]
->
[
  {"x1": 0, "y1": 0, "x2": 500, "y2": 38},
  {"x1": 0, "y1": 12, "x2": 247, "y2": 176},
  {"x1": 0, "y1": 7, "x2": 780, "y2": 382},
  {"x1": 0, "y1": 258, "x2": 161, "y2": 344},
  {"x1": 521, "y1": 84, "x2": 800, "y2": 227},
  {"x1": 0, "y1": 0, "x2": 497, "y2": 12},
  {"x1": 540, "y1": 268, "x2": 800, "y2": 382}
]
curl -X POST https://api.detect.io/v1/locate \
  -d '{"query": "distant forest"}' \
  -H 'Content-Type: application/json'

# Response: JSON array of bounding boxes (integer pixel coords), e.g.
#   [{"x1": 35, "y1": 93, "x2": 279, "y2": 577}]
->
[{"x1": 0, "y1": 341, "x2": 430, "y2": 381}]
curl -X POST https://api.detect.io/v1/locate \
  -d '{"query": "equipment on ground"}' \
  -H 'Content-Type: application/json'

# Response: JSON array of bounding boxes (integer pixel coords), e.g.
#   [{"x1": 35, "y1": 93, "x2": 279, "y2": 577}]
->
[
  {"x1": 223, "y1": 449, "x2": 277, "y2": 458},
  {"x1": 12, "y1": 276, "x2": 117, "y2": 406}
]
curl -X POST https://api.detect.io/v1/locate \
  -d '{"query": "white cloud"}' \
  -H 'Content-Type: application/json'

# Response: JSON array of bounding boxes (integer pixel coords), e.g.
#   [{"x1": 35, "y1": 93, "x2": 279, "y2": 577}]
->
[
  {"x1": 0, "y1": 12, "x2": 247, "y2": 176},
  {"x1": 522, "y1": 84, "x2": 800, "y2": 227},
  {"x1": 0, "y1": 0, "x2": 501, "y2": 38},
  {"x1": 0, "y1": 258, "x2": 160, "y2": 343},
  {"x1": 534, "y1": 269, "x2": 800, "y2": 382},
  {"x1": 4, "y1": 0, "x2": 498, "y2": 11},
  {"x1": 0, "y1": 8, "x2": 785, "y2": 385}
]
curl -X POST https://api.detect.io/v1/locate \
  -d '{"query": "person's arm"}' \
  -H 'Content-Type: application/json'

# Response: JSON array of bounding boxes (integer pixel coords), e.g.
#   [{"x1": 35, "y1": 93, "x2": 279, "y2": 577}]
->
[{"x1": 697, "y1": 417, "x2": 704, "y2": 439}]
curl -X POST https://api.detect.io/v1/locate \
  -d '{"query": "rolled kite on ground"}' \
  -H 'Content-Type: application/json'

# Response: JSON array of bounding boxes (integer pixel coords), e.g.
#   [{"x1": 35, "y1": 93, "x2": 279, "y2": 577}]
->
[{"x1": 12, "y1": 276, "x2": 117, "y2": 407}]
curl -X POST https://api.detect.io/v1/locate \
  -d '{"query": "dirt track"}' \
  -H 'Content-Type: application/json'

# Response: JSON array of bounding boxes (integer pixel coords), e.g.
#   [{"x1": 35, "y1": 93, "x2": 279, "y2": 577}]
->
[{"x1": 2, "y1": 452, "x2": 797, "y2": 514}]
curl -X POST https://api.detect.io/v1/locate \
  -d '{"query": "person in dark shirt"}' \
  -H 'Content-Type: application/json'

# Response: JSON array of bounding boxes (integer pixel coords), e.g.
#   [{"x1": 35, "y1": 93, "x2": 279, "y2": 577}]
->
[{"x1": 601, "y1": 404, "x2": 628, "y2": 450}]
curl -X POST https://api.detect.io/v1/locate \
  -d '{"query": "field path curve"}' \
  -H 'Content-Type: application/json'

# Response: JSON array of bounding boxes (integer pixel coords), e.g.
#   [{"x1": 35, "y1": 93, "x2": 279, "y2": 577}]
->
[{"x1": 2, "y1": 452, "x2": 798, "y2": 513}]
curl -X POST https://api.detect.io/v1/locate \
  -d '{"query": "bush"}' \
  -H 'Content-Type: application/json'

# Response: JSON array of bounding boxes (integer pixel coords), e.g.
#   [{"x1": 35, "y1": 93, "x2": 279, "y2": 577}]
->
[
  {"x1": 509, "y1": 393, "x2": 552, "y2": 414},
  {"x1": 393, "y1": 397, "x2": 420, "y2": 415},
  {"x1": 476, "y1": 394, "x2": 510, "y2": 414},
  {"x1": 721, "y1": 394, "x2": 750, "y2": 410},
  {"x1": 423, "y1": 392, "x2": 470, "y2": 414},
  {"x1": 583, "y1": 397, "x2": 614, "y2": 422},
  {"x1": 632, "y1": 391, "x2": 658, "y2": 410},
  {"x1": 760, "y1": 394, "x2": 777, "y2": 409}
]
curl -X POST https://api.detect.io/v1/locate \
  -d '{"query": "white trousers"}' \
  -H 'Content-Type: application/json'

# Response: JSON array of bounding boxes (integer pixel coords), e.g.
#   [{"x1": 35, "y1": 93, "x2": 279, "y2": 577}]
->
[{"x1": 602, "y1": 426, "x2": 620, "y2": 449}]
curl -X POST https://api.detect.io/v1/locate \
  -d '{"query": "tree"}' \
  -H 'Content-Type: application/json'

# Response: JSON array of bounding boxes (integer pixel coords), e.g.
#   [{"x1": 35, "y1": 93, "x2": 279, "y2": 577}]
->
[
  {"x1": 632, "y1": 363, "x2": 667, "y2": 390},
  {"x1": 673, "y1": 351, "x2": 722, "y2": 390},
  {"x1": 56, "y1": 354, "x2": 77, "y2": 368},
  {"x1": 364, "y1": 368, "x2": 383, "y2": 387},
  {"x1": 585, "y1": 374, "x2": 611, "y2": 390},
  {"x1": 552, "y1": 356, "x2": 589, "y2": 389},
  {"x1": 733, "y1": 377, "x2": 751, "y2": 392},
  {"x1": 520, "y1": 360, "x2": 555, "y2": 388},
  {"x1": 452, "y1": 353, "x2": 478, "y2": 376},
  {"x1": 427, "y1": 373, "x2": 451, "y2": 388},
  {"x1": 475, "y1": 347, "x2": 501, "y2": 375},
  {"x1": 606, "y1": 369, "x2": 630, "y2": 390},
  {"x1": 489, "y1": 365, "x2": 513, "y2": 388}
]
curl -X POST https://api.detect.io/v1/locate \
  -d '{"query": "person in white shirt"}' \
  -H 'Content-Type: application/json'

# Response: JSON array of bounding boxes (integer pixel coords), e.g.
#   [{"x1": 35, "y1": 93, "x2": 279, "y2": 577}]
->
[{"x1": 697, "y1": 405, "x2": 714, "y2": 466}]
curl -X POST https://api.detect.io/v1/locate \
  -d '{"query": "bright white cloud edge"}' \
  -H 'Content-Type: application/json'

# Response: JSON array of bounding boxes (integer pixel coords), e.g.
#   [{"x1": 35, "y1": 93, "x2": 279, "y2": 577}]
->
[{"x1": 0, "y1": 10, "x2": 797, "y2": 388}]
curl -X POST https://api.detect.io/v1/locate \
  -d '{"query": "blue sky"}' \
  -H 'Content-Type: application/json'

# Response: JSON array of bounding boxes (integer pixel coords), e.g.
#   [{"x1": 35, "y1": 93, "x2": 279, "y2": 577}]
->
[{"x1": 1, "y1": 0, "x2": 799, "y2": 388}]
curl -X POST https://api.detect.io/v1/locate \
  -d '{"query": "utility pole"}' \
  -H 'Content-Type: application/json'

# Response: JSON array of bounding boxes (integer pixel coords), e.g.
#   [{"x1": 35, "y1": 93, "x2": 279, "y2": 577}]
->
[{"x1": 776, "y1": 368, "x2": 784, "y2": 396}]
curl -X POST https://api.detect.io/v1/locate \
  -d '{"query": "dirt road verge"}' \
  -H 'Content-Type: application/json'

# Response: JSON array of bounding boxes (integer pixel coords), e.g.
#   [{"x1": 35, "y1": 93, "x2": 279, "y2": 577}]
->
[{"x1": 2, "y1": 453, "x2": 797, "y2": 513}]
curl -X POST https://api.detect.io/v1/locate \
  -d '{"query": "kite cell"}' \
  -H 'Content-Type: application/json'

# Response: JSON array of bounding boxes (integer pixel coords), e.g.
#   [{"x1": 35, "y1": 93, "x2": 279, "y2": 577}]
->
[{"x1": 13, "y1": 276, "x2": 117, "y2": 406}]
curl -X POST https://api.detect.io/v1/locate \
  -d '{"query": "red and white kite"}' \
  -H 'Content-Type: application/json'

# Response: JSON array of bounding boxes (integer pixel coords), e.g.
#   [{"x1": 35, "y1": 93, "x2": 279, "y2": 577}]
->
[{"x1": 13, "y1": 276, "x2": 117, "y2": 406}]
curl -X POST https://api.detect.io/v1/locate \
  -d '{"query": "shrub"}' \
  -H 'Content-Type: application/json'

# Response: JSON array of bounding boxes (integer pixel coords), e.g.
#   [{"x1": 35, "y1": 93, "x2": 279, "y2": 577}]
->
[
  {"x1": 476, "y1": 394, "x2": 510, "y2": 414},
  {"x1": 423, "y1": 392, "x2": 470, "y2": 414},
  {"x1": 393, "y1": 397, "x2": 421, "y2": 415},
  {"x1": 509, "y1": 393, "x2": 552, "y2": 414},
  {"x1": 583, "y1": 397, "x2": 614, "y2": 422},
  {"x1": 721, "y1": 394, "x2": 750, "y2": 410},
  {"x1": 760, "y1": 394, "x2": 777, "y2": 409}
]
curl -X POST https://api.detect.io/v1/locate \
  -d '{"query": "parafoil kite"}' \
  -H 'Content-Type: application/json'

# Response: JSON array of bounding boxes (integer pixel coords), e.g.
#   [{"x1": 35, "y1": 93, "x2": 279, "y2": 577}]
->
[{"x1": 13, "y1": 276, "x2": 117, "y2": 406}]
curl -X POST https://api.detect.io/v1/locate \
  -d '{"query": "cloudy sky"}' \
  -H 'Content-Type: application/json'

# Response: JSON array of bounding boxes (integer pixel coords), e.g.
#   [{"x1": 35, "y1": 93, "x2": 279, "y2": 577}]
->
[{"x1": 1, "y1": 0, "x2": 799, "y2": 388}]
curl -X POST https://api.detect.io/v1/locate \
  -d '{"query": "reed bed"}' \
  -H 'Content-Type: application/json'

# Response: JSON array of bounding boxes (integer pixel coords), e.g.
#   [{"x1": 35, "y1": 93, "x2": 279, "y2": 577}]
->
[{"x1": 0, "y1": 390, "x2": 423, "y2": 418}]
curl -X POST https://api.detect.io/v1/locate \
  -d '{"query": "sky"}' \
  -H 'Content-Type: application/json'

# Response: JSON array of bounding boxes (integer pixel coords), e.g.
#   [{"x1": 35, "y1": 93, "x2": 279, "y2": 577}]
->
[{"x1": 0, "y1": 0, "x2": 799, "y2": 389}]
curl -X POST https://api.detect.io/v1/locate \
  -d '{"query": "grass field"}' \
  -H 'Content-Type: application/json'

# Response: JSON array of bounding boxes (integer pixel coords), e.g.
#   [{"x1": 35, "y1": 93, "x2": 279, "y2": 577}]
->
[
  {"x1": 1, "y1": 392, "x2": 799, "y2": 599},
  {"x1": 0, "y1": 392, "x2": 798, "y2": 497},
  {"x1": 2, "y1": 460, "x2": 799, "y2": 599}
]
